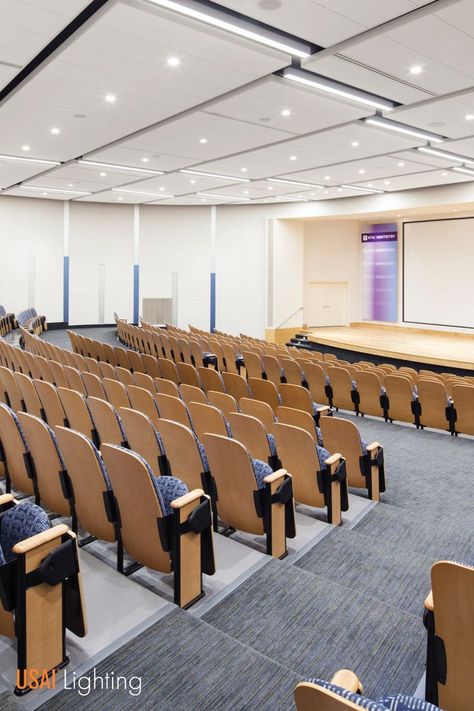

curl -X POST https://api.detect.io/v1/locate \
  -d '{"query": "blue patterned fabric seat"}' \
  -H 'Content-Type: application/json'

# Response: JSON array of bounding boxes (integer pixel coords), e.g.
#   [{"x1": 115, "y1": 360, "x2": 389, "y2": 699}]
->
[
  {"x1": 316, "y1": 426, "x2": 323, "y2": 447},
  {"x1": 316, "y1": 444, "x2": 331, "y2": 469},
  {"x1": 267, "y1": 432, "x2": 277, "y2": 456},
  {"x1": 310, "y1": 680, "x2": 441, "y2": 710},
  {"x1": 252, "y1": 459, "x2": 273, "y2": 489},
  {"x1": 1, "y1": 403, "x2": 30, "y2": 452},
  {"x1": 0, "y1": 544, "x2": 5, "y2": 566},
  {"x1": 0, "y1": 502, "x2": 50, "y2": 563}
]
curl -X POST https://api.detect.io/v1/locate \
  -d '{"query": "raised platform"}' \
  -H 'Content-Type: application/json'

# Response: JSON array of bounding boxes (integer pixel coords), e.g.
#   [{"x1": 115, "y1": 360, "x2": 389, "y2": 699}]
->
[{"x1": 301, "y1": 323, "x2": 474, "y2": 372}]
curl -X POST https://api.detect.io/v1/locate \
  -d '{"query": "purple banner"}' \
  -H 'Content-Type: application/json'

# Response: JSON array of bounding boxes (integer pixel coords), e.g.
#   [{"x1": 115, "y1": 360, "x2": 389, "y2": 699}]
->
[{"x1": 361, "y1": 223, "x2": 398, "y2": 323}]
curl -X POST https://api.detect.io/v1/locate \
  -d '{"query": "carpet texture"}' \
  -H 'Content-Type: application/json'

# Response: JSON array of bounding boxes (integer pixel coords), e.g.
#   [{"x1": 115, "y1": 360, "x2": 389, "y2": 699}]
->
[{"x1": 38, "y1": 609, "x2": 301, "y2": 711}]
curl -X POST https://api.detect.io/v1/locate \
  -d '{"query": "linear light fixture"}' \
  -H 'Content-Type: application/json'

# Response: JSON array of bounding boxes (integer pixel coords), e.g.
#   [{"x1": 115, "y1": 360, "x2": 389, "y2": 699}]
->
[
  {"x1": 416, "y1": 146, "x2": 474, "y2": 164},
  {"x1": 275, "y1": 194, "x2": 309, "y2": 201},
  {"x1": 0, "y1": 154, "x2": 60, "y2": 166},
  {"x1": 452, "y1": 166, "x2": 474, "y2": 177},
  {"x1": 365, "y1": 116, "x2": 444, "y2": 143},
  {"x1": 19, "y1": 185, "x2": 91, "y2": 195},
  {"x1": 281, "y1": 67, "x2": 396, "y2": 111},
  {"x1": 267, "y1": 177, "x2": 323, "y2": 188},
  {"x1": 180, "y1": 169, "x2": 250, "y2": 183},
  {"x1": 146, "y1": 0, "x2": 313, "y2": 57},
  {"x1": 196, "y1": 192, "x2": 250, "y2": 201},
  {"x1": 78, "y1": 160, "x2": 164, "y2": 175},
  {"x1": 340, "y1": 184, "x2": 384, "y2": 194},
  {"x1": 112, "y1": 188, "x2": 174, "y2": 198}
]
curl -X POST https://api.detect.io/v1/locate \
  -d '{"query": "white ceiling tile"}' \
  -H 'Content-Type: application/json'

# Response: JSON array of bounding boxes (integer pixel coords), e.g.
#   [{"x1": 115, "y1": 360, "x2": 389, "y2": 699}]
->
[
  {"x1": 0, "y1": 0, "x2": 91, "y2": 77},
  {"x1": 303, "y1": 54, "x2": 431, "y2": 105},
  {"x1": 0, "y1": 1, "x2": 289, "y2": 162},
  {"x1": 215, "y1": 0, "x2": 429, "y2": 47},
  {"x1": 355, "y1": 169, "x2": 474, "y2": 192},
  {"x1": 439, "y1": 136, "x2": 474, "y2": 158},
  {"x1": 206, "y1": 75, "x2": 370, "y2": 135},
  {"x1": 194, "y1": 122, "x2": 422, "y2": 179},
  {"x1": 117, "y1": 172, "x2": 245, "y2": 196},
  {"x1": 0, "y1": 158, "x2": 56, "y2": 190},
  {"x1": 393, "y1": 92, "x2": 474, "y2": 139}
]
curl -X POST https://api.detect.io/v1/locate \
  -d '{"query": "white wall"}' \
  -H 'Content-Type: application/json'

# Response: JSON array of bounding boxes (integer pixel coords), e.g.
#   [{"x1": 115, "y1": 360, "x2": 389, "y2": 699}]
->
[
  {"x1": 140, "y1": 205, "x2": 211, "y2": 331},
  {"x1": 215, "y1": 205, "x2": 268, "y2": 338},
  {"x1": 2, "y1": 189, "x2": 474, "y2": 336},
  {"x1": 271, "y1": 218, "x2": 304, "y2": 329},
  {"x1": 303, "y1": 220, "x2": 361, "y2": 325},
  {"x1": 69, "y1": 202, "x2": 134, "y2": 325},
  {"x1": 0, "y1": 196, "x2": 63, "y2": 321}
]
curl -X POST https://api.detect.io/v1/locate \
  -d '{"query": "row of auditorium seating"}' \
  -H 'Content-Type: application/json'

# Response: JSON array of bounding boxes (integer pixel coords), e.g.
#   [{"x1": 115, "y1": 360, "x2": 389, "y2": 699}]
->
[
  {"x1": 16, "y1": 307, "x2": 47, "y2": 334},
  {"x1": 114, "y1": 319, "x2": 474, "y2": 437},
  {"x1": 0, "y1": 330, "x2": 468, "y2": 708},
  {"x1": 16, "y1": 330, "x2": 386, "y2": 504},
  {"x1": 0, "y1": 306, "x2": 16, "y2": 337}
]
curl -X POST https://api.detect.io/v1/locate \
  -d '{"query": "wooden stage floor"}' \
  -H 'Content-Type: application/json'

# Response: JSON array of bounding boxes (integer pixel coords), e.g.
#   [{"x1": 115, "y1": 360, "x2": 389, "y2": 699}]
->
[{"x1": 302, "y1": 323, "x2": 474, "y2": 371}]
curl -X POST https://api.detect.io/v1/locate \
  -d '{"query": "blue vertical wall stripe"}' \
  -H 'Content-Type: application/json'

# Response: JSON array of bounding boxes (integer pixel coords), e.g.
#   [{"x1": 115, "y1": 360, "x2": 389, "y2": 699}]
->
[
  {"x1": 63, "y1": 255, "x2": 69, "y2": 324},
  {"x1": 210, "y1": 272, "x2": 216, "y2": 332},
  {"x1": 133, "y1": 264, "x2": 140, "y2": 325}
]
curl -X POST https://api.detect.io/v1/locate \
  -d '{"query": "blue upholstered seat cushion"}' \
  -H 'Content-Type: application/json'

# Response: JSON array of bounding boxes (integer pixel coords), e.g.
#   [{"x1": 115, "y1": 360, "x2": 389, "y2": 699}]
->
[
  {"x1": 252, "y1": 458, "x2": 273, "y2": 489},
  {"x1": 154, "y1": 476, "x2": 189, "y2": 516},
  {"x1": 316, "y1": 426, "x2": 323, "y2": 447},
  {"x1": 377, "y1": 695, "x2": 441, "y2": 710},
  {"x1": 267, "y1": 432, "x2": 277, "y2": 456},
  {"x1": 361, "y1": 439, "x2": 368, "y2": 455},
  {"x1": 0, "y1": 502, "x2": 50, "y2": 563},
  {"x1": 316, "y1": 445, "x2": 331, "y2": 469},
  {"x1": 0, "y1": 544, "x2": 5, "y2": 566},
  {"x1": 309, "y1": 681, "x2": 441, "y2": 711}
]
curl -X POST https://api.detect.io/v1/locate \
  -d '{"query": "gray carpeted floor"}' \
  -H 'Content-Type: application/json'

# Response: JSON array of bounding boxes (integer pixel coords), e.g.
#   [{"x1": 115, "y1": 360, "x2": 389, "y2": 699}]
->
[
  {"x1": 37, "y1": 609, "x2": 302, "y2": 711},
  {"x1": 42, "y1": 327, "x2": 118, "y2": 350},
  {"x1": 2, "y1": 330, "x2": 469, "y2": 709}
]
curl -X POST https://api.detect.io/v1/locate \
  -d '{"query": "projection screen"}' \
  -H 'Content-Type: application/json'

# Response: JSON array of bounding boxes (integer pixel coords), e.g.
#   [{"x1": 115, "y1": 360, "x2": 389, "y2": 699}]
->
[{"x1": 403, "y1": 218, "x2": 474, "y2": 329}]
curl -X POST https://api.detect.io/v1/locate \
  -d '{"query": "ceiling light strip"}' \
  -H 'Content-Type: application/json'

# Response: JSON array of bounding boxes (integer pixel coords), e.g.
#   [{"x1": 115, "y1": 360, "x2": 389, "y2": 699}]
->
[
  {"x1": 112, "y1": 188, "x2": 174, "y2": 198},
  {"x1": 146, "y1": 0, "x2": 313, "y2": 57},
  {"x1": 78, "y1": 159, "x2": 164, "y2": 175},
  {"x1": 452, "y1": 166, "x2": 474, "y2": 177},
  {"x1": 267, "y1": 177, "x2": 323, "y2": 188},
  {"x1": 416, "y1": 146, "x2": 474, "y2": 164},
  {"x1": 196, "y1": 192, "x2": 250, "y2": 200},
  {"x1": 0, "y1": 154, "x2": 60, "y2": 166},
  {"x1": 340, "y1": 184, "x2": 384, "y2": 194},
  {"x1": 19, "y1": 185, "x2": 91, "y2": 195},
  {"x1": 365, "y1": 116, "x2": 444, "y2": 143},
  {"x1": 281, "y1": 67, "x2": 397, "y2": 111},
  {"x1": 180, "y1": 169, "x2": 250, "y2": 182}
]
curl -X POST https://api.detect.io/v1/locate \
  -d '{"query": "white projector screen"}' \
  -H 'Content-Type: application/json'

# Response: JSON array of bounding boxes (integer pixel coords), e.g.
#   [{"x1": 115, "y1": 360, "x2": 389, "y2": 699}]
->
[{"x1": 404, "y1": 218, "x2": 474, "y2": 329}]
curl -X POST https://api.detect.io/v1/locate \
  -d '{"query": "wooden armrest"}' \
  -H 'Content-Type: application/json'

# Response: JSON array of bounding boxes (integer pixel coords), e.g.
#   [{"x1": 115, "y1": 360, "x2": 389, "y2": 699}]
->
[
  {"x1": 316, "y1": 406, "x2": 330, "y2": 414},
  {"x1": 424, "y1": 590, "x2": 434, "y2": 612},
  {"x1": 12, "y1": 523, "x2": 69, "y2": 555},
  {"x1": 330, "y1": 669, "x2": 362, "y2": 694},
  {"x1": 170, "y1": 488, "x2": 204, "y2": 509},
  {"x1": 0, "y1": 494, "x2": 15, "y2": 506},
  {"x1": 324, "y1": 452, "x2": 343, "y2": 467},
  {"x1": 366, "y1": 442, "x2": 381, "y2": 453},
  {"x1": 263, "y1": 468, "x2": 288, "y2": 484}
]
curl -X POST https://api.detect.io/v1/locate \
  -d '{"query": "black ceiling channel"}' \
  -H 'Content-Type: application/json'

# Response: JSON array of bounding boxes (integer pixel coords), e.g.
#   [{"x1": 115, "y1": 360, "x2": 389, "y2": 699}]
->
[
  {"x1": 0, "y1": 0, "x2": 112, "y2": 106},
  {"x1": 274, "y1": 64, "x2": 402, "y2": 110},
  {"x1": 196, "y1": 0, "x2": 323, "y2": 55}
]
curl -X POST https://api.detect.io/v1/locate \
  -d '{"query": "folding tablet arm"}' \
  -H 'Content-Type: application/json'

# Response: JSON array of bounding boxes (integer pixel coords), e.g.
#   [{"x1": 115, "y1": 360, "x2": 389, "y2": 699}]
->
[
  {"x1": 0, "y1": 521, "x2": 86, "y2": 696},
  {"x1": 262, "y1": 469, "x2": 295, "y2": 559},
  {"x1": 319, "y1": 454, "x2": 348, "y2": 525},
  {"x1": 362, "y1": 442, "x2": 386, "y2": 501},
  {"x1": 160, "y1": 489, "x2": 215, "y2": 609}
]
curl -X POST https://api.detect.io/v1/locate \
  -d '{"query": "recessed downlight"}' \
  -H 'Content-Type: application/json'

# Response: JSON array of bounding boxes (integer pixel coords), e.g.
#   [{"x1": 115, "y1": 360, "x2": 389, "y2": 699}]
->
[
  {"x1": 22, "y1": 145, "x2": 30, "y2": 152},
  {"x1": 100, "y1": 172, "x2": 107, "y2": 177},
  {"x1": 241, "y1": 167, "x2": 247, "y2": 172},
  {"x1": 141, "y1": 157, "x2": 149, "y2": 163},
  {"x1": 398, "y1": 162, "x2": 405, "y2": 167},
  {"x1": 199, "y1": 138, "x2": 208, "y2": 144},
  {"x1": 351, "y1": 141, "x2": 359, "y2": 147},
  {"x1": 410, "y1": 65, "x2": 422, "y2": 75},
  {"x1": 167, "y1": 57, "x2": 180, "y2": 66},
  {"x1": 358, "y1": 169, "x2": 365, "y2": 174},
  {"x1": 50, "y1": 128, "x2": 60, "y2": 135},
  {"x1": 105, "y1": 94, "x2": 116, "y2": 103},
  {"x1": 281, "y1": 109, "x2": 291, "y2": 117},
  {"x1": 289, "y1": 155, "x2": 297, "y2": 161},
  {"x1": 324, "y1": 175, "x2": 331, "y2": 180},
  {"x1": 465, "y1": 114, "x2": 474, "y2": 121}
]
